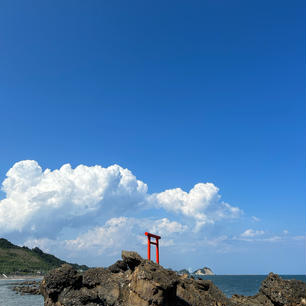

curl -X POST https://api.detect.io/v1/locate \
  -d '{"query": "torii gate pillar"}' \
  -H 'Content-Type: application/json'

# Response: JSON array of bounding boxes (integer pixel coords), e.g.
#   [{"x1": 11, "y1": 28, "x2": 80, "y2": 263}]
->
[{"x1": 145, "y1": 232, "x2": 161, "y2": 264}]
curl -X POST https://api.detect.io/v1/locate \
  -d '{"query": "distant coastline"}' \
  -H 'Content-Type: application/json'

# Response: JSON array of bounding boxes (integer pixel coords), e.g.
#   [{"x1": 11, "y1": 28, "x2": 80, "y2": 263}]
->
[{"x1": 0, "y1": 274, "x2": 43, "y2": 280}]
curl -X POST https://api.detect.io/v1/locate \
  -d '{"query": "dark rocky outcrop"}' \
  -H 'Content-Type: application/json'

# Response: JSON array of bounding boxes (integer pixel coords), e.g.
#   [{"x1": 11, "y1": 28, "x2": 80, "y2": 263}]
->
[
  {"x1": 231, "y1": 273, "x2": 306, "y2": 306},
  {"x1": 121, "y1": 250, "x2": 143, "y2": 270},
  {"x1": 260, "y1": 273, "x2": 306, "y2": 306},
  {"x1": 40, "y1": 252, "x2": 306, "y2": 306},
  {"x1": 12, "y1": 280, "x2": 41, "y2": 295},
  {"x1": 177, "y1": 277, "x2": 232, "y2": 306},
  {"x1": 108, "y1": 260, "x2": 128, "y2": 273},
  {"x1": 231, "y1": 293, "x2": 274, "y2": 306},
  {"x1": 41, "y1": 251, "x2": 232, "y2": 306},
  {"x1": 127, "y1": 260, "x2": 178, "y2": 306}
]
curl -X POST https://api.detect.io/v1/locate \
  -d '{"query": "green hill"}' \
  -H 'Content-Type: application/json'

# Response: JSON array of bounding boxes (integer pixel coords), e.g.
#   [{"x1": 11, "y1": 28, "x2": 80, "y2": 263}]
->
[{"x1": 0, "y1": 238, "x2": 88, "y2": 275}]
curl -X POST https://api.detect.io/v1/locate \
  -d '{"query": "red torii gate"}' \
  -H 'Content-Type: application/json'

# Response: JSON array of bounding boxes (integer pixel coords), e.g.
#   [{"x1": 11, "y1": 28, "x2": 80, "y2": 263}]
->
[{"x1": 145, "y1": 232, "x2": 161, "y2": 264}]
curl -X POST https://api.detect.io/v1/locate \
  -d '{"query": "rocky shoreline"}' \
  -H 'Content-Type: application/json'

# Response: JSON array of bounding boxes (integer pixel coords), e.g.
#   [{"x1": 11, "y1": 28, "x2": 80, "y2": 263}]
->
[
  {"x1": 0, "y1": 274, "x2": 43, "y2": 280},
  {"x1": 11, "y1": 280, "x2": 41, "y2": 295},
  {"x1": 13, "y1": 251, "x2": 306, "y2": 306}
]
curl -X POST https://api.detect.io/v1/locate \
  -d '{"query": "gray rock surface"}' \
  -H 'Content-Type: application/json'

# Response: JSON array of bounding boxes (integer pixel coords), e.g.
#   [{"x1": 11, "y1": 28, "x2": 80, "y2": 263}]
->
[
  {"x1": 40, "y1": 252, "x2": 306, "y2": 306},
  {"x1": 127, "y1": 260, "x2": 178, "y2": 306},
  {"x1": 12, "y1": 280, "x2": 41, "y2": 295},
  {"x1": 231, "y1": 293, "x2": 274, "y2": 306},
  {"x1": 231, "y1": 273, "x2": 306, "y2": 306},
  {"x1": 260, "y1": 272, "x2": 306, "y2": 306},
  {"x1": 41, "y1": 251, "x2": 232, "y2": 306},
  {"x1": 193, "y1": 267, "x2": 214, "y2": 276},
  {"x1": 108, "y1": 260, "x2": 128, "y2": 273},
  {"x1": 177, "y1": 277, "x2": 233, "y2": 306},
  {"x1": 121, "y1": 250, "x2": 143, "y2": 270}
]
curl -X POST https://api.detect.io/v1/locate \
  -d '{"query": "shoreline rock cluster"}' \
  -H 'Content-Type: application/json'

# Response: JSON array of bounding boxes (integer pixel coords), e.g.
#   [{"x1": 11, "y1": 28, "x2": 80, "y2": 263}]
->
[
  {"x1": 27, "y1": 251, "x2": 306, "y2": 305},
  {"x1": 232, "y1": 272, "x2": 306, "y2": 306},
  {"x1": 12, "y1": 280, "x2": 41, "y2": 295}
]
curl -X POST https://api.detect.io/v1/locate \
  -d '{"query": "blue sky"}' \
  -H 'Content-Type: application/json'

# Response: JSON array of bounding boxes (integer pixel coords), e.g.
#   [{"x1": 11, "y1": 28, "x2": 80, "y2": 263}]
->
[{"x1": 0, "y1": 1, "x2": 305, "y2": 274}]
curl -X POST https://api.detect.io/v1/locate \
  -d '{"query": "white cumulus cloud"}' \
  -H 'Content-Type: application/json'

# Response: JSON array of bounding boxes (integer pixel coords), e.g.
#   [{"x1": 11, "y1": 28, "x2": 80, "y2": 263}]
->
[
  {"x1": 241, "y1": 229, "x2": 265, "y2": 238},
  {"x1": 0, "y1": 160, "x2": 241, "y2": 237},
  {"x1": 64, "y1": 217, "x2": 133, "y2": 255},
  {"x1": 24, "y1": 217, "x2": 188, "y2": 261},
  {"x1": 0, "y1": 160, "x2": 147, "y2": 236},
  {"x1": 64, "y1": 217, "x2": 188, "y2": 252},
  {"x1": 152, "y1": 183, "x2": 241, "y2": 230},
  {"x1": 0, "y1": 160, "x2": 244, "y2": 265},
  {"x1": 148, "y1": 218, "x2": 188, "y2": 236}
]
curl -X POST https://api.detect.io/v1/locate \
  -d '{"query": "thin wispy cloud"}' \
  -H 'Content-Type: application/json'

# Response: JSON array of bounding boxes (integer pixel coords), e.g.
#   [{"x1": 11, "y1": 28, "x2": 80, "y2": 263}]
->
[
  {"x1": 252, "y1": 216, "x2": 260, "y2": 222},
  {"x1": 241, "y1": 229, "x2": 265, "y2": 238}
]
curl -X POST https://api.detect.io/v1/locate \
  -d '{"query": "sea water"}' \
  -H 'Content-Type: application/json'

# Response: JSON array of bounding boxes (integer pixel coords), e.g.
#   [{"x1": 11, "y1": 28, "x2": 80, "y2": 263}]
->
[
  {"x1": 0, "y1": 279, "x2": 43, "y2": 306},
  {"x1": 1, "y1": 275, "x2": 305, "y2": 305},
  {"x1": 199, "y1": 275, "x2": 306, "y2": 297}
]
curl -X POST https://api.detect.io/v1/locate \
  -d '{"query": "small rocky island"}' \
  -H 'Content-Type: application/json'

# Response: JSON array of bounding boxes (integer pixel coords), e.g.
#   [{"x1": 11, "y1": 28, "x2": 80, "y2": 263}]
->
[
  {"x1": 178, "y1": 267, "x2": 214, "y2": 276},
  {"x1": 39, "y1": 250, "x2": 306, "y2": 306},
  {"x1": 193, "y1": 267, "x2": 214, "y2": 276}
]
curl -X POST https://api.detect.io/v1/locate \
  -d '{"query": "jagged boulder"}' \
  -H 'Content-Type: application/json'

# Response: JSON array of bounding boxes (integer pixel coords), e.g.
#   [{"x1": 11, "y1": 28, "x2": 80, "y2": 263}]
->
[
  {"x1": 40, "y1": 251, "x2": 306, "y2": 306},
  {"x1": 12, "y1": 280, "x2": 41, "y2": 295},
  {"x1": 231, "y1": 272, "x2": 306, "y2": 306},
  {"x1": 231, "y1": 293, "x2": 274, "y2": 306},
  {"x1": 108, "y1": 260, "x2": 128, "y2": 273},
  {"x1": 121, "y1": 250, "x2": 143, "y2": 270},
  {"x1": 260, "y1": 273, "x2": 306, "y2": 306},
  {"x1": 41, "y1": 251, "x2": 233, "y2": 306},
  {"x1": 127, "y1": 260, "x2": 178, "y2": 306},
  {"x1": 177, "y1": 277, "x2": 233, "y2": 306},
  {"x1": 40, "y1": 264, "x2": 82, "y2": 306},
  {"x1": 41, "y1": 265, "x2": 130, "y2": 306}
]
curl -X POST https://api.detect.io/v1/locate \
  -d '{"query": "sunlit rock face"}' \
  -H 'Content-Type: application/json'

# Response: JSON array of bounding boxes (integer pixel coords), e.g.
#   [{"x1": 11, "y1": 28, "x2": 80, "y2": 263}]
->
[
  {"x1": 40, "y1": 252, "x2": 306, "y2": 306},
  {"x1": 40, "y1": 250, "x2": 232, "y2": 306},
  {"x1": 231, "y1": 272, "x2": 306, "y2": 306}
]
